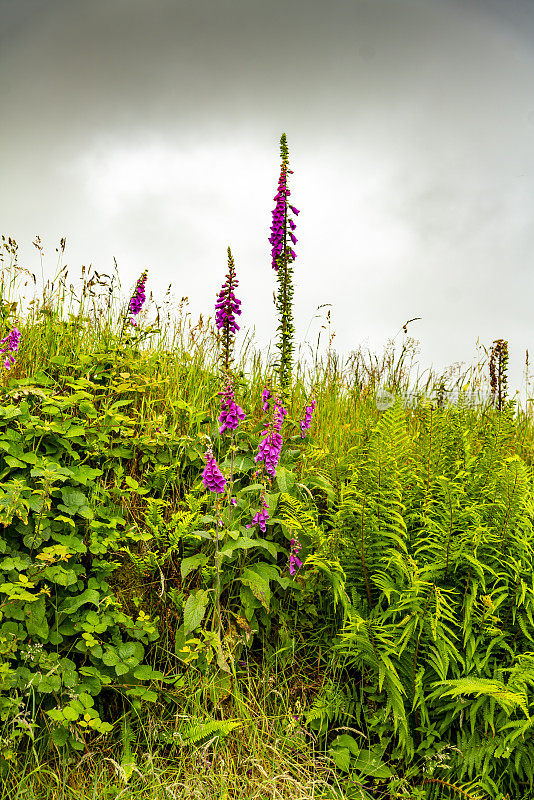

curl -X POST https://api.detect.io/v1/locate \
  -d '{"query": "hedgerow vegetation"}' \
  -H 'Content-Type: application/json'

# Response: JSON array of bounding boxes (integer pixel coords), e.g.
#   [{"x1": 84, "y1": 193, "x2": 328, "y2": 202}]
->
[{"x1": 1, "y1": 137, "x2": 534, "y2": 799}]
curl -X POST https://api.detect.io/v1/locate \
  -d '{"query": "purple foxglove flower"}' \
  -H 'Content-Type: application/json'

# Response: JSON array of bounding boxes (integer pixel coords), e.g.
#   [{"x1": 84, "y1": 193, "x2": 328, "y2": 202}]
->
[
  {"x1": 0, "y1": 327, "x2": 21, "y2": 370},
  {"x1": 129, "y1": 270, "x2": 148, "y2": 324},
  {"x1": 273, "y1": 398, "x2": 288, "y2": 432},
  {"x1": 254, "y1": 429, "x2": 283, "y2": 477},
  {"x1": 300, "y1": 399, "x2": 316, "y2": 438},
  {"x1": 289, "y1": 220, "x2": 297, "y2": 231},
  {"x1": 289, "y1": 233, "x2": 298, "y2": 245},
  {"x1": 262, "y1": 386, "x2": 271, "y2": 412},
  {"x1": 289, "y1": 537, "x2": 303, "y2": 576},
  {"x1": 202, "y1": 448, "x2": 227, "y2": 494},
  {"x1": 246, "y1": 501, "x2": 270, "y2": 533},
  {"x1": 215, "y1": 256, "x2": 242, "y2": 333},
  {"x1": 269, "y1": 164, "x2": 293, "y2": 271},
  {"x1": 254, "y1": 398, "x2": 287, "y2": 477},
  {"x1": 218, "y1": 379, "x2": 245, "y2": 434},
  {"x1": 289, "y1": 206, "x2": 300, "y2": 215},
  {"x1": 289, "y1": 553, "x2": 303, "y2": 575}
]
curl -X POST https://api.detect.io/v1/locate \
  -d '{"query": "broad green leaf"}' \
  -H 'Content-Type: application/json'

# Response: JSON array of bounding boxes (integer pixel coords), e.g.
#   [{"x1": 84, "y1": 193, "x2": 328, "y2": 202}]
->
[
  {"x1": 331, "y1": 734, "x2": 360, "y2": 755},
  {"x1": 78, "y1": 401, "x2": 98, "y2": 418},
  {"x1": 62, "y1": 705, "x2": 80, "y2": 722},
  {"x1": 220, "y1": 537, "x2": 278, "y2": 559},
  {"x1": 183, "y1": 590, "x2": 209, "y2": 635},
  {"x1": 240, "y1": 568, "x2": 270, "y2": 612},
  {"x1": 25, "y1": 594, "x2": 49, "y2": 639},
  {"x1": 60, "y1": 488, "x2": 88, "y2": 512},
  {"x1": 331, "y1": 746, "x2": 351, "y2": 772},
  {"x1": 59, "y1": 589, "x2": 101, "y2": 614},
  {"x1": 133, "y1": 665, "x2": 165, "y2": 681},
  {"x1": 180, "y1": 553, "x2": 208, "y2": 581},
  {"x1": 351, "y1": 750, "x2": 393, "y2": 779},
  {"x1": 276, "y1": 467, "x2": 296, "y2": 494}
]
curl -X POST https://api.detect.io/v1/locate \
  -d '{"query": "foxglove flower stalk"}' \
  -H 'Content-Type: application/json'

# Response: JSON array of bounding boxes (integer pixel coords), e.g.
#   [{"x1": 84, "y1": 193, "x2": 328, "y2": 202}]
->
[
  {"x1": 300, "y1": 399, "x2": 316, "y2": 438},
  {"x1": 246, "y1": 488, "x2": 270, "y2": 533},
  {"x1": 202, "y1": 448, "x2": 227, "y2": 494},
  {"x1": 254, "y1": 397, "x2": 287, "y2": 477},
  {"x1": 218, "y1": 376, "x2": 245, "y2": 434},
  {"x1": 269, "y1": 133, "x2": 298, "y2": 392},
  {"x1": 129, "y1": 270, "x2": 148, "y2": 326},
  {"x1": 262, "y1": 386, "x2": 271, "y2": 412},
  {"x1": 269, "y1": 164, "x2": 290, "y2": 272},
  {"x1": 289, "y1": 536, "x2": 303, "y2": 576},
  {"x1": 215, "y1": 247, "x2": 242, "y2": 373},
  {"x1": 0, "y1": 327, "x2": 21, "y2": 370},
  {"x1": 246, "y1": 502, "x2": 270, "y2": 534}
]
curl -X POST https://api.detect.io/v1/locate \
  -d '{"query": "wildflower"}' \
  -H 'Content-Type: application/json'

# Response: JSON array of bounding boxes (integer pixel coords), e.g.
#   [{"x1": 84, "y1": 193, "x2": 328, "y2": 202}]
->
[
  {"x1": 269, "y1": 149, "x2": 299, "y2": 271},
  {"x1": 262, "y1": 386, "x2": 271, "y2": 412},
  {"x1": 289, "y1": 537, "x2": 303, "y2": 576},
  {"x1": 129, "y1": 270, "x2": 148, "y2": 325},
  {"x1": 254, "y1": 428, "x2": 282, "y2": 478},
  {"x1": 202, "y1": 448, "x2": 227, "y2": 494},
  {"x1": 215, "y1": 251, "x2": 241, "y2": 333},
  {"x1": 218, "y1": 377, "x2": 245, "y2": 434},
  {"x1": 254, "y1": 397, "x2": 287, "y2": 477},
  {"x1": 300, "y1": 398, "x2": 316, "y2": 438},
  {"x1": 270, "y1": 134, "x2": 298, "y2": 390},
  {"x1": 246, "y1": 492, "x2": 270, "y2": 533},
  {"x1": 0, "y1": 327, "x2": 21, "y2": 370},
  {"x1": 216, "y1": 247, "x2": 242, "y2": 373},
  {"x1": 273, "y1": 397, "x2": 288, "y2": 431}
]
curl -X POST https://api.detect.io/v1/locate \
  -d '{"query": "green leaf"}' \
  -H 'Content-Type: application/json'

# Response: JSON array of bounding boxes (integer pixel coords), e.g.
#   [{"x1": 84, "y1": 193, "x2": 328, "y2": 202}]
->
[
  {"x1": 133, "y1": 665, "x2": 165, "y2": 681},
  {"x1": 351, "y1": 749, "x2": 393, "y2": 779},
  {"x1": 60, "y1": 488, "x2": 88, "y2": 511},
  {"x1": 4, "y1": 456, "x2": 25, "y2": 469},
  {"x1": 25, "y1": 594, "x2": 49, "y2": 639},
  {"x1": 180, "y1": 553, "x2": 209, "y2": 581},
  {"x1": 276, "y1": 467, "x2": 296, "y2": 494},
  {"x1": 102, "y1": 649, "x2": 120, "y2": 667},
  {"x1": 59, "y1": 589, "x2": 101, "y2": 614},
  {"x1": 240, "y1": 567, "x2": 270, "y2": 612},
  {"x1": 51, "y1": 726, "x2": 69, "y2": 747},
  {"x1": 62, "y1": 705, "x2": 80, "y2": 722},
  {"x1": 183, "y1": 590, "x2": 209, "y2": 635},
  {"x1": 332, "y1": 734, "x2": 360, "y2": 755},
  {"x1": 68, "y1": 465, "x2": 102, "y2": 484},
  {"x1": 331, "y1": 746, "x2": 351, "y2": 773},
  {"x1": 78, "y1": 401, "x2": 98, "y2": 418},
  {"x1": 226, "y1": 455, "x2": 255, "y2": 474},
  {"x1": 78, "y1": 692, "x2": 94, "y2": 708},
  {"x1": 64, "y1": 426, "x2": 86, "y2": 439},
  {"x1": 220, "y1": 537, "x2": 279, "y2": 559}
]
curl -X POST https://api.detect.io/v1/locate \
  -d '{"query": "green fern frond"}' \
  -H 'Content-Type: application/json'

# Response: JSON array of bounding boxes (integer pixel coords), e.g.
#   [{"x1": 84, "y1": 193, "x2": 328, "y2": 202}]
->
[
  {"x1": 420, "y1": 776, "x2": 487, "y2": 800},
  {"x1": 180, "y1": 718, "x2": 241, "y2": 744}
]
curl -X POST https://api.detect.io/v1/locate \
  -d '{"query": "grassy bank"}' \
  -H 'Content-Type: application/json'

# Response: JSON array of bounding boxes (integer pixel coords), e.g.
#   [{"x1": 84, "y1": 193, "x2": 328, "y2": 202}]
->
[{"x1": 0, "y1": 237, "x2": 534, "y2": 799}]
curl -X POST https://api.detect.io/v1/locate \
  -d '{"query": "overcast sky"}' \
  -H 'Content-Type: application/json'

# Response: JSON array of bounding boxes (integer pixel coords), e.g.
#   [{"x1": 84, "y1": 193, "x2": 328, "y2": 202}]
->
[{"x1": 1, "y1": 0, "x2": 533, "y2": 397}]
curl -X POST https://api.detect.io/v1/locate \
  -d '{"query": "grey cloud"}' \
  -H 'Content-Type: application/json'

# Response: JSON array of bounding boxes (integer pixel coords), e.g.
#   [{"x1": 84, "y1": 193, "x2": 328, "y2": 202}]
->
[{"x1": 1, "y1": 0, "x2": 533, "y2": 395}]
